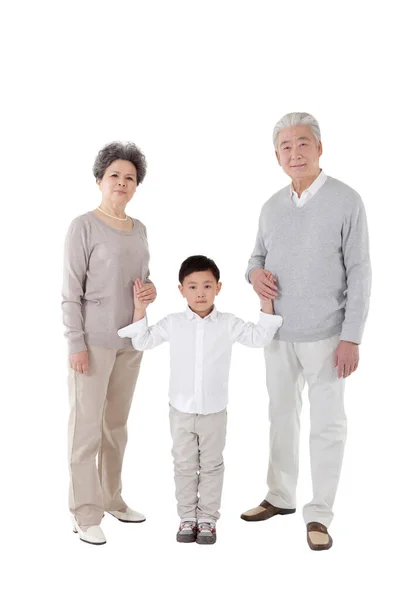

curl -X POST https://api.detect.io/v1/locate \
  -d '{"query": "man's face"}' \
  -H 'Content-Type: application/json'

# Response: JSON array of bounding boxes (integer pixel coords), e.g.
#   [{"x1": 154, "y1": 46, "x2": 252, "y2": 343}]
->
[
  {"x1": 276, "y1": 125, "x2": 322, "y2": 179},
  {"x1": 179, "y1": 270, "x2": 222, "y2": 315}
]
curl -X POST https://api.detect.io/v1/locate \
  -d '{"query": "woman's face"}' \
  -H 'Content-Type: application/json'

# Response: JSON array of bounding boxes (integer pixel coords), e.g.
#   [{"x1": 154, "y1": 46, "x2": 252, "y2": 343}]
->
[{"x1": 98, "y1": 159, "x2": 138, "y2": 206}]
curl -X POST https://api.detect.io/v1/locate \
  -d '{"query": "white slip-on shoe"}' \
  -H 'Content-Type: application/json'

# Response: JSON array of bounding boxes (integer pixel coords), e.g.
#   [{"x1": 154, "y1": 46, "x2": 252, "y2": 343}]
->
[
  {"x1": 106, "y1": 507, "x2": 146, "y2": 523},
  {"x1": 72, "y1": 517, "x2": 107, "y2": 545}
]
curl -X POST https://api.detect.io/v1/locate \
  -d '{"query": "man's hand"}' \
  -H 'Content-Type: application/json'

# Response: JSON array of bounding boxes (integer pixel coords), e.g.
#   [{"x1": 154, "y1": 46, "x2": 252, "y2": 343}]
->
[
  {"x1": 69, "y1": 350, "x2": 89, "y2": 375},
  {"x1": 250, "y1": 268, "x2": 278, "y2": 300},
  {"x1": 334, "y1": 341, "x2": 359, "y2": 378},
  {"x1": 136, "y1": 281, "x2": 157, "y2": 305}
]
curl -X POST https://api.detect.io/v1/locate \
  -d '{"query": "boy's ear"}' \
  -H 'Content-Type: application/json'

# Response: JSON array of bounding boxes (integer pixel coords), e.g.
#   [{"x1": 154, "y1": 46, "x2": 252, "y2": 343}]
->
[
  {"x1": 178, "y1": 284, "x2": 184, "y2": 297},
  {"x1": 216, "y1": 282, "x2": 222, "y2": 295}
]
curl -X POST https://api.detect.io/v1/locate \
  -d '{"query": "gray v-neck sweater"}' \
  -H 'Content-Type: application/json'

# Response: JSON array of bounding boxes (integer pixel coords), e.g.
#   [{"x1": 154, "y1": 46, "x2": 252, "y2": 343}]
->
[
  {"x1": 62, "y1": 212, "x2": 151, "y2": 353},
  {"x1": 246, "y1": 176, "x2": 371, "y2": 344}
]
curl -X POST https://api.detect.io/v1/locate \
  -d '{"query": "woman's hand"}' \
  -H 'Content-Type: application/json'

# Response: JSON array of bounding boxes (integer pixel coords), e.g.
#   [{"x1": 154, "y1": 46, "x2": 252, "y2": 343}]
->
[
  {"x1": 69, "y1": 350, "x2": 89, "y2": 375},
  {"x1": 135, "y1": 281, "x2": 157, "y2": 304}
]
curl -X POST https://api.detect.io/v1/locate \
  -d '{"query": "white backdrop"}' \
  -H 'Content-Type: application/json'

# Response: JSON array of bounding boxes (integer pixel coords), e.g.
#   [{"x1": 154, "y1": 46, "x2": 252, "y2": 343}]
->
[{"x1": 2, "y1": 1, "x2": 398, "y2": 598}]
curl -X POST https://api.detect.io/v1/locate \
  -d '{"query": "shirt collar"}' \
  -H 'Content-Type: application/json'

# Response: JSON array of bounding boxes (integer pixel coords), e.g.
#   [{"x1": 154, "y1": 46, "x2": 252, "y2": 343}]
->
[
  {"x1": 290, "y1": 169, "x2": 327, "y2": 200},
  {"x1": 185, "y1": 305, "x2": 218, "y2": 321}
]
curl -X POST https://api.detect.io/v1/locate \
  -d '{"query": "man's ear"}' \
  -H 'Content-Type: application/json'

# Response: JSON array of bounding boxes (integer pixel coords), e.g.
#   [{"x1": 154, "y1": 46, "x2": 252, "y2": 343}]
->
[
  {"x1": 275, "y1": 150, "x2": 281, "y2": 166},
  {"x1": 318, "y1": 141, "x2": 323, "y2": 157},
  {"x1": 216, "y1": 282, "x2": 222, "y2": 295}
]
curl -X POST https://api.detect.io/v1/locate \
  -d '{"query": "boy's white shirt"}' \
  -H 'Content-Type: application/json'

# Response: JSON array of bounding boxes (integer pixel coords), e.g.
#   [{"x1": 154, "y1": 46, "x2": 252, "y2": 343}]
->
[{"x1": 118, "y1": 305, "x2": 282, "y2": 415}]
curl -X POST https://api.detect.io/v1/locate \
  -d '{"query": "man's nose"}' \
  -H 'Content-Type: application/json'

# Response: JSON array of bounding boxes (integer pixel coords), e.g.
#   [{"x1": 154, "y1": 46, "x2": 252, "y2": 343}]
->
[{"x1": 291, "y1": 149, "x2": 303, "y2": 160}]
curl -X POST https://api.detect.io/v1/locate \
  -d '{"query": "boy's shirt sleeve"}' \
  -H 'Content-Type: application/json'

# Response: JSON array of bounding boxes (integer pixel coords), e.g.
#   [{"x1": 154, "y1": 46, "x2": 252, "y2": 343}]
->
[
  {"x1": 117, "y1": 315, "x2": 170, "y2": 350},
  {"x1": 229, "y1": 312, "x2": 283, "y2": 348}
]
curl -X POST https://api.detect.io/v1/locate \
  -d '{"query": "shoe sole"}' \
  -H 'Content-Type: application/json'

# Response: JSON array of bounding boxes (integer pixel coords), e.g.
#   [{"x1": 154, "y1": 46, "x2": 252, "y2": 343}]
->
[
  {"x1": 196, "y1": 537, "x2": 216, "y2": 545},
  {"x1": 307, "y1": 535, "x2": 333, "y2": 551},
  {"x1": 240, "y1": 508, "x2": 296, "y2": 522},
  {"x1": 106, "y1": 511, "x2": 146, "y2": 523},
  {"x1": 176, "y1": 535, "x2": 196, "y2": 543},
  {"x1": 73, "y1": 529, "x2": 106, "y2": 545}
]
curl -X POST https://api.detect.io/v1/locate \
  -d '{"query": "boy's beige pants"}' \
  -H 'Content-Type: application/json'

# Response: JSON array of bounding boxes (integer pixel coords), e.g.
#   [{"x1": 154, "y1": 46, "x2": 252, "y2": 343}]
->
[
  {"x1": 68, "y1": 345, "x2": 142, "y2": 527},
  {"x1": 169, "y1": 405, "x2": 227, "y2": 524}
]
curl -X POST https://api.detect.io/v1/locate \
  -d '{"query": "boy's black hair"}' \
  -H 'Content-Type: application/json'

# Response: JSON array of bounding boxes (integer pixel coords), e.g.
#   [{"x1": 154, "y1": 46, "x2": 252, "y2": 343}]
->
[{"x1": 179, "y1": 255, "x2": 220, "y2": 284}]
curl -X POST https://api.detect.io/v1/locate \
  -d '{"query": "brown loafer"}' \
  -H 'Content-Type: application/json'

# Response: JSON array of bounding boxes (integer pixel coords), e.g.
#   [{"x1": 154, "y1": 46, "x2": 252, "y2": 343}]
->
[
  {"x1": 306, "y1": 522, "x2": 333, "y2": 551},
  {"x1": 241, "y1": 500, "x2": 296, "y2": 522}
]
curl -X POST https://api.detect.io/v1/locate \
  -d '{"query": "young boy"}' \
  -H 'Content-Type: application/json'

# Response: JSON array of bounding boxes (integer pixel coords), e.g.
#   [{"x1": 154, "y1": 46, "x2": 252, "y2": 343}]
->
[{"x1": 118, "y1": 255, "x2": 282, "y2": 544}]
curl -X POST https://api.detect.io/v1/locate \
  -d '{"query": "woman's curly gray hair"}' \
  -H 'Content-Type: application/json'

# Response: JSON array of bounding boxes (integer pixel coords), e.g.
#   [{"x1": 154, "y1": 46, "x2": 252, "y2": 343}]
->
[{"x1": 93, "y1": 142, "x2": 147, "y2": 184}]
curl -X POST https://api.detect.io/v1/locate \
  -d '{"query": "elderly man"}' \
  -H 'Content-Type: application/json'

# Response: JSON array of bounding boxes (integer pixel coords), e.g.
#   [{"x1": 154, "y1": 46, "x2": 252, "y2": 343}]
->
[{"x1": 241, "y1": 112, "x2": 371, "y2": 550}]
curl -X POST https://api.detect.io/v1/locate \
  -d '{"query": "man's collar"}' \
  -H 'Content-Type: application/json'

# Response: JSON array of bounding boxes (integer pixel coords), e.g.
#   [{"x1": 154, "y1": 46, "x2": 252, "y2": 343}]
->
[
  {"x1": 291, "y1": 169, "x2": 327, "y2": 199},
  {"x1": 185, "y1": 305, "x2": 218, "y2": 321}
]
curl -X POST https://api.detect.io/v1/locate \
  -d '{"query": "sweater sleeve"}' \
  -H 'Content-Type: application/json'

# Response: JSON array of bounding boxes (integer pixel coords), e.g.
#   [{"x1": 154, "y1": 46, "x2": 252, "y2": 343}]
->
[
  {"x1": 340, "y1": 195, "x2": 371, "y2": 344},
  {"x1": 61, "y1": 218, "x2": 90, "y2": 354},
  {"x1": 142, "y1": 223, "x2": 152, "y2": 284},
  {"x1": 245, "y1": 209, "x2": 268, "y2": 283}
]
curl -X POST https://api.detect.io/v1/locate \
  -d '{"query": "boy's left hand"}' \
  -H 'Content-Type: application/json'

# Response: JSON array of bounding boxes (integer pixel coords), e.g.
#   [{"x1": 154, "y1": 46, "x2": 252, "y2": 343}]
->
[
  {"x1": 260, "y1": 272, "x2": 277, "y2": 314},
  {"x1": 261, "y1": 297, "x2": 274, "y2": 314}
]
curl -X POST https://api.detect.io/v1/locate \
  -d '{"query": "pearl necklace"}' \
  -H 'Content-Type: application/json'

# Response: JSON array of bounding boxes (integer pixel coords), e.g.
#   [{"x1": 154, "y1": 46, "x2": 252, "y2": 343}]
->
[{"x1": 97, "y1": 206, "x2": 128, "y2": 221}]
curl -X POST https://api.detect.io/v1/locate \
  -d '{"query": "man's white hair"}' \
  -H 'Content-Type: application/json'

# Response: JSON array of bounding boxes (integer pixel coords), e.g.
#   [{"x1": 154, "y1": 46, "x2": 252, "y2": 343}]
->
[{"x1": 273, "y1": 112, "x2": 321, "y2": 150}]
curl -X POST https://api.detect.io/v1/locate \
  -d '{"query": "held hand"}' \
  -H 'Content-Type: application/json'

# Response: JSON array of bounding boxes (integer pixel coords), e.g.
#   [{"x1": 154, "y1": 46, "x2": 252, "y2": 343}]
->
[
  {"x1": 133, "y1": 279, "x2": 147, "y2": 310},
  {"x1": 69, "y1": 350, "x2": 89, "y2": 375},
  {"x1": 136, "y1": 281, "x2": 157, "y2": 304},
  {"x1": 334, "y1": 341, "x2": 359, "y2": 378},
  {"x1": 250, "y1": 268, "x2": 278, "y2": 300}
]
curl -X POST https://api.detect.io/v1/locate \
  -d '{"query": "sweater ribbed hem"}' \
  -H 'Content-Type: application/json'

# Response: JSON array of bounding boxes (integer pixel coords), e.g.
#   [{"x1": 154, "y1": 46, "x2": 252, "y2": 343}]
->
[
  {"x1": 274, "y1": 323, "x2": 342, "y2": 343},
  {"x1": 85, "y1": 333, "x2": 134, "y2": 350},
  {"x1": 339, "y1": 323, "x2": 364, "y2": 345},
  {"x1": 67, "y1": 338, "x2": 87, "y2": 354}
]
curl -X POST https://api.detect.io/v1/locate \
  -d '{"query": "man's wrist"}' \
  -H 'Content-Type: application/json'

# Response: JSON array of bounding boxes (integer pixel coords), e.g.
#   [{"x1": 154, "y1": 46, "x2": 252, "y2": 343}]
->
[{"x1": 249, "y1": 267, "x2": 263, "y2": 285}]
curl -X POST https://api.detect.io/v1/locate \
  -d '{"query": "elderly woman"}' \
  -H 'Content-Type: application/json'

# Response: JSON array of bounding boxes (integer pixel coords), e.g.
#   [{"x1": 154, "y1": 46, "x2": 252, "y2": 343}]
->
[{"x1": 62, "y1": 142, "x2": 156, "y2": 545}]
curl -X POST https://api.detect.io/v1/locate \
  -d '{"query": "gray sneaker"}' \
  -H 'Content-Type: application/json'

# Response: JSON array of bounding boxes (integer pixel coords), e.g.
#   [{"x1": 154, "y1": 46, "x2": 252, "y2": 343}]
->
[
  {"x1": 176, "y1": 521, "x2": 197, "y2": 543},
  {"x1": 196, "y1": 522, "x2": 216, "y2": 545}
]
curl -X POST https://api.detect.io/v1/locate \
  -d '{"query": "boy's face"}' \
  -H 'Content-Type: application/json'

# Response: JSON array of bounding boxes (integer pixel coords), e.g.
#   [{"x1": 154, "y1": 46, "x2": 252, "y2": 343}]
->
[{"x1": 179, "y1": 270, "x2": 222, "y2": 317}]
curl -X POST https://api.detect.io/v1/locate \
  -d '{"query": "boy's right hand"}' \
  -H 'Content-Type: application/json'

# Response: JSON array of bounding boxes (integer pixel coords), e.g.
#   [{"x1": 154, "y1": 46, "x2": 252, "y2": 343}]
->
[
  {"x1": 133, "y1": 279, "x2": 147, "y2": 311},
  {"x1": 133, "y1": 279, "x2": 146, "y2": 310}
]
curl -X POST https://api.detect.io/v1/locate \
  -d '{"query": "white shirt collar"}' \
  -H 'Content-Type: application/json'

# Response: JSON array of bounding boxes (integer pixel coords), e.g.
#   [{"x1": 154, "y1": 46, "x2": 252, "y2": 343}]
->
[
  {"x1": 290, "y1": 169, "x2": 327, "y2": 205},
  {"x1": 185, "y1": 305, "x2": 218, "y2": 321}
]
